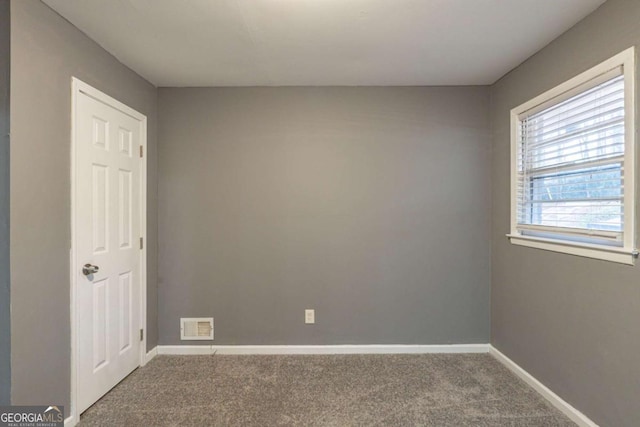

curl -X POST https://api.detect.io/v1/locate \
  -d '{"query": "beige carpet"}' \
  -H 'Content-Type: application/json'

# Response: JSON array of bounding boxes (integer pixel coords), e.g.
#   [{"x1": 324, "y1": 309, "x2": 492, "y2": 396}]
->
[{"x1": 78, "y1": 353, "x2": 575, "y2": 426}]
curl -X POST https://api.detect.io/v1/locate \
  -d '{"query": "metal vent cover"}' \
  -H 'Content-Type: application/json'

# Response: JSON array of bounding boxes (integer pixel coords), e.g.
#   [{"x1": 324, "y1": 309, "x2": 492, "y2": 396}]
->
[{"x1": 180, "y1": 317, "x2": 214, "y2": 340}]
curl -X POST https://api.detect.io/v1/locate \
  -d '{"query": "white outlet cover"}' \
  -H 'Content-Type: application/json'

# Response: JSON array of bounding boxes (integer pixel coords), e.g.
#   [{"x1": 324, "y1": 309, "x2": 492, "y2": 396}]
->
[{"x1": 305, "y1": 309, "x2": 315, "y2": 324}]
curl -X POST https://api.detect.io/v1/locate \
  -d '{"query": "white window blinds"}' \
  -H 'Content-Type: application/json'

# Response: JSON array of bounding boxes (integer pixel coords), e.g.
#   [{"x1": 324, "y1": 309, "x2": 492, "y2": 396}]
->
[{"x1": 516, "y1": 68, "x2": 625, "y2": 244}]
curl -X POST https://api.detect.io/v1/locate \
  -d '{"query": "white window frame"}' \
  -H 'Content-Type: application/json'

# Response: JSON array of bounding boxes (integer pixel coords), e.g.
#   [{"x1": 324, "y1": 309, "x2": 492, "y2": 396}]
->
[{"x1": 508, "y1": 47, "x2": 637, "y2": 265}]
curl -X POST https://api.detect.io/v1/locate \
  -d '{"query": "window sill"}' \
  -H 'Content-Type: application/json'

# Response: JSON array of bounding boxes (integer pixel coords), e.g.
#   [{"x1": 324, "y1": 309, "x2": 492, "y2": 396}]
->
[{"x1": 506, "y1": 234, "x2": 638, "y2": 265}]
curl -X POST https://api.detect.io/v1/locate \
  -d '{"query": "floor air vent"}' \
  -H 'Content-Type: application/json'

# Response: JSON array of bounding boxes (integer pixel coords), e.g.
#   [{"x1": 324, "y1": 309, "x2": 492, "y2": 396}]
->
[{"x1": 180, "y1": 317, "x2": 214, "y2": 340}]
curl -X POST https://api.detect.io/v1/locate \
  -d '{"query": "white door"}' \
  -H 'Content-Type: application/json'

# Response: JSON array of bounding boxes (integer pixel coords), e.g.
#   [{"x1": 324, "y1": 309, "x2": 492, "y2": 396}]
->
[{"x1": 74, "y1": 83, "x2": 144, "y2": 414}]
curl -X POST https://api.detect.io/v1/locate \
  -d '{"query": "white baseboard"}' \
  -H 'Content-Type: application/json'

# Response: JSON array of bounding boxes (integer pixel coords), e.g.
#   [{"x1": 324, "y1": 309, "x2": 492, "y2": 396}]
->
[
  {"x1": 143, "y1": 346, "x2": 158, "y2": 365},
  {"x1": 64, "y1": 415, "x2": 76, "y2": 427},
  {"x1": 489, "y1": 346, "x2": 598, "y2": 427},
  {"x1": 157, "y1": 344, "x2": 490, "y2": 355}
]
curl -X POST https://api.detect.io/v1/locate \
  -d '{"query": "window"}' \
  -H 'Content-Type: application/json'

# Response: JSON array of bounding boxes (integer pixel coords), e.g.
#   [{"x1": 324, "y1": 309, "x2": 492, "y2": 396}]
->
[{"x1": 509, "y1": 48, "x2": 637, "y2": 264}]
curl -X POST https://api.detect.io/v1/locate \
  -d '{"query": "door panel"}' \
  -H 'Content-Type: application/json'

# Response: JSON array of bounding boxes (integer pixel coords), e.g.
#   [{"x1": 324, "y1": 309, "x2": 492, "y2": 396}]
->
[{"x1": 76, "y1": 91, "x2": 142, "y2": 414}]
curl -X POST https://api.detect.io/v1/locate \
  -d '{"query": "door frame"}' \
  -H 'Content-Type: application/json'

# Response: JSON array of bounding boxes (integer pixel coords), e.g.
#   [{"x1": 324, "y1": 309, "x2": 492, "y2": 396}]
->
[{"x1": 69, "y1": 77, "x2": 147, "y2": 423}]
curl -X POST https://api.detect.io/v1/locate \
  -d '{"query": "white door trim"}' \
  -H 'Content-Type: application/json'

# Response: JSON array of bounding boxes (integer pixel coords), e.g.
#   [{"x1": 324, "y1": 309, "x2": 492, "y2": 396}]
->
[{"x1": 69, "y1": 77, "x2": 147, "y2": 425}]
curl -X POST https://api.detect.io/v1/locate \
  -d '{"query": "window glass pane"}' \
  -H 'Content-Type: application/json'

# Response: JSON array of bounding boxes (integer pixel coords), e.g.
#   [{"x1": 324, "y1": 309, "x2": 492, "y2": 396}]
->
[{"x1": 526, "y1": 165, "x2": 622, "y2": 231}]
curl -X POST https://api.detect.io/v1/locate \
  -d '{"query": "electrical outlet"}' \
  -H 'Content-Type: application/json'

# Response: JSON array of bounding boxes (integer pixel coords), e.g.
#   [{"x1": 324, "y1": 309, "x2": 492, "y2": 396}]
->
[{"x1": 305, "y1": 309, "x2": 315, "y2": 324}]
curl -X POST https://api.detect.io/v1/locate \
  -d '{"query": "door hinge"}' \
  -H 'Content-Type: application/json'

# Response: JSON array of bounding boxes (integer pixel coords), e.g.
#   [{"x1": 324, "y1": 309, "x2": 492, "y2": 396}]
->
[
  {"x1": 139, "y1": 145, "x2": 143, "y2": 158},
  {"x1": 139, "y1": 237, "x2": 144, "y2": 250},
  {"x1": 140, "y1": 329, "x2": 144, "y2": 341}
]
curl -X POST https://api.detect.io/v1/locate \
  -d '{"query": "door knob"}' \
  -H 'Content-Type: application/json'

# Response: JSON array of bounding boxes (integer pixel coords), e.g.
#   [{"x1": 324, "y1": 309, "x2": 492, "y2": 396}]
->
[{"x1": 82, "y1": 264, "x2": 99, "y2": 276}]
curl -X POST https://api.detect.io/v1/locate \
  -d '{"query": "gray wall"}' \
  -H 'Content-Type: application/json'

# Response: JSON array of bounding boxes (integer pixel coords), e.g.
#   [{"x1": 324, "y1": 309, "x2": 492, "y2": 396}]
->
[
  {"x1": 158, "y1": 87, "x2": 491, "y2": 346},
  {"x1": 9, "y1": 0, "x2": 158, "y2": 410},
  {"x1": 490, "y1": 0, "x2": 640, "y2": 426},
  {"x1": 0, "y1": 0, "x2": 10, "y2": 406}
]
